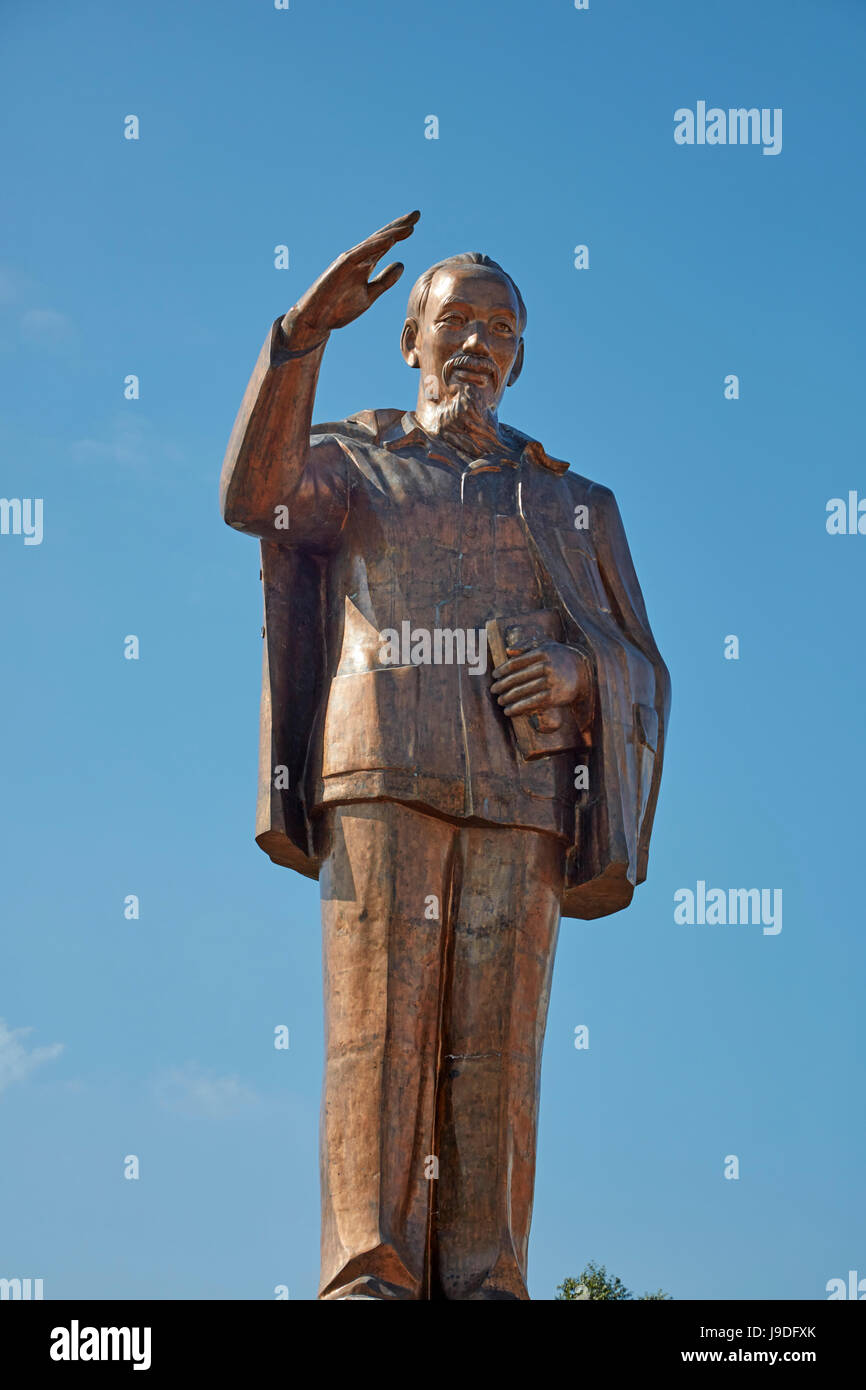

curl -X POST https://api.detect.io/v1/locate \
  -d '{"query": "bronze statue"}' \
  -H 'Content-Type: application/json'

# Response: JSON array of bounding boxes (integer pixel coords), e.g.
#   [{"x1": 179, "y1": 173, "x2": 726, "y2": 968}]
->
[{"x1": 220, "y1": 211, "x2": 670, "y2": 1300}]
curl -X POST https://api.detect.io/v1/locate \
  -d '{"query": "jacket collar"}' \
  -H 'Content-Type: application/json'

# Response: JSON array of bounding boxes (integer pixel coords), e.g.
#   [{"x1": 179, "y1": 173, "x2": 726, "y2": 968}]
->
[{"x1": 380, "y1": 410, "x2": 569, "y2": 475}]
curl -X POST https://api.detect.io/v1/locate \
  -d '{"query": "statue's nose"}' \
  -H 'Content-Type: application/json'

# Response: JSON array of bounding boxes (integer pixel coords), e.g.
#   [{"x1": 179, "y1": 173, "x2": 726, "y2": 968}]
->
[{"x1": 462, "y1": 328, "x2": 490, "y2": 353}]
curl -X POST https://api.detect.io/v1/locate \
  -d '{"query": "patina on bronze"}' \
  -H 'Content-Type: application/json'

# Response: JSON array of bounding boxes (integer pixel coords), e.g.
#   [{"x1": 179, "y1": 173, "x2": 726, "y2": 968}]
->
[{"x1": 220, "y1": 212, "x2": 670, "y2": 1300}]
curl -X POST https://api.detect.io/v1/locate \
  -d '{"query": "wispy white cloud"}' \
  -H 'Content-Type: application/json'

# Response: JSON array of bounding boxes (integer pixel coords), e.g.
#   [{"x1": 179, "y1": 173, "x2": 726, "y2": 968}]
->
[
  {"x1": 0, "y1": 1019, "x2": 64, "y2": 1095},
  {"x1": 71, "y1": 414, "x2": 184, "y2": 471},
  {"x1": 150, "y1": 1062, "x2": 260, "y2": 1119},
  {"x1": 0, "y1": 267, "x2": 75, "y2": 350},
  {"x1": 20, "y1": 307, "x2": 75, "y2": 347},
  {"x1": 0, "y1": 266, "x2": 30, "y2": 305}
]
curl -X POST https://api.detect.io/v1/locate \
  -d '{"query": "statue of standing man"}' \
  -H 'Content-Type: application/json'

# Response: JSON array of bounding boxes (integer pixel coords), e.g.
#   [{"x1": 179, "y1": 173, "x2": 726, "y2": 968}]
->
[{"x1": 220, "y1": 211, "x2": 670, "y2": 1300}]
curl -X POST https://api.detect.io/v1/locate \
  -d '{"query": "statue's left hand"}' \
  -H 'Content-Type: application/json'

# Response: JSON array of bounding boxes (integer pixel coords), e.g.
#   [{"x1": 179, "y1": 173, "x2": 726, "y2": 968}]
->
[{"x1": 491, "y1": 641, "x2": 592, "y2": 725}]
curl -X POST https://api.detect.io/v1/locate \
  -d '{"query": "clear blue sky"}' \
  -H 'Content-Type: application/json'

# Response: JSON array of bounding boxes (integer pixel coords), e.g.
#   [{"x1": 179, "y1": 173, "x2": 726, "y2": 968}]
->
[{"x1": 1, "y1": 0, "x2": 864, "y2": 1300}]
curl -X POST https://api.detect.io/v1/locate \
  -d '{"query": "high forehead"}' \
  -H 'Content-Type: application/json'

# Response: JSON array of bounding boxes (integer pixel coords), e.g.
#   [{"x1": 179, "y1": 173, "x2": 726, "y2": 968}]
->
[{"x1": 425, "y1": 265, "x2": 520, "y2": 318}]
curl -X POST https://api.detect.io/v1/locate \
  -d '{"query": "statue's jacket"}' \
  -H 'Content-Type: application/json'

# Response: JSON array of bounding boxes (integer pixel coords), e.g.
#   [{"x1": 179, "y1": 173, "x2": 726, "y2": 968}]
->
[{"x1": 221, "y1": 319, "x2": 671, "y2": 920}]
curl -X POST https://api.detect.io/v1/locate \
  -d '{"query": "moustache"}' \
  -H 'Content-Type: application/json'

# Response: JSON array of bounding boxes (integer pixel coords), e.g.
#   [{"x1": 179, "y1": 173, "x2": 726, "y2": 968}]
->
[{"x1": 443, "y1": 354, "x2": 499, "y2": 387}]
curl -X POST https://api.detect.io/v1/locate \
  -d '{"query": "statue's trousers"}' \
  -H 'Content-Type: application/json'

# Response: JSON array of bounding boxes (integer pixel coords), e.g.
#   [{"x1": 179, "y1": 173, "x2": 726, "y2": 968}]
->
[{"x1": 317, "y1": 799, "x2": 563, "y2": 1300}]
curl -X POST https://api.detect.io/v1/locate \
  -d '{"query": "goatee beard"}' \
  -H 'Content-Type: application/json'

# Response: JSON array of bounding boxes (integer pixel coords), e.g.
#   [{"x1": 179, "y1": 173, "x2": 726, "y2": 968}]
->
[{"x1": 430, "y1": 383, "x2": 504, "y2": 459}]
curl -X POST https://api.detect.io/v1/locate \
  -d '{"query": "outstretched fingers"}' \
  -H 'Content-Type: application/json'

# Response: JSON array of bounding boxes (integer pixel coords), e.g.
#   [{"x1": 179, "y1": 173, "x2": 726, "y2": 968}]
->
[
  {"x1": 348, "y1": 210, "x2": 420, "y2": 266},
  {"x1": 367, "y1": 260, "x2": 405, "y2": 300}
]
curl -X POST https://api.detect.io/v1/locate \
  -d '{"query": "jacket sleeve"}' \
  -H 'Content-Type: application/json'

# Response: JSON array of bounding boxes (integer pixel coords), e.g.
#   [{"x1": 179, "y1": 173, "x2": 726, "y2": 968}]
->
[
  {"x1": 219, "y1": 313, "x2": 349, "y2": 546},
  {"x1": 589, "y1": 482, "x2": 671, "y2": 879}
]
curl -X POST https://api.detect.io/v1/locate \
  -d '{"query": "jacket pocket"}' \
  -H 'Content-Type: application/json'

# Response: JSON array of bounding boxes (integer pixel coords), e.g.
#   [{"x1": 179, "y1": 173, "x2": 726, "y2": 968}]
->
[{"x1": 322, "y1": 666, "x2": 421, "y2": 777}]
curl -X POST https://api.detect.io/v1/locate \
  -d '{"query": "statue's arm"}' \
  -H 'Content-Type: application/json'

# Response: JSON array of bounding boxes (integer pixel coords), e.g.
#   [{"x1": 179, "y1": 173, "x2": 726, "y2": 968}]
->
[
  {"x1": 590, "y1": 482, "x2": 670, "y2": 712},
  {"x1": 220, "y1": 316, "x2": 317, "y2": 535},
  {"x1": 588, "y1": 483, "x2": 670, "y2": 879},
  {"x1": 220, "y1": 211, "x2": 419, "y2": 541},
  {"x1": 219, "y1": 314, "x2": 342, "y2": 540}
]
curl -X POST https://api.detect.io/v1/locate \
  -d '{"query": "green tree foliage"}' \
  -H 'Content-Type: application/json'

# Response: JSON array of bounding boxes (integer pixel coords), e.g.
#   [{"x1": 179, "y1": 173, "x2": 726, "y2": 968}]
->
[{"x1": 556, "y1": 1261, "x2": 671, "y2": 1301}]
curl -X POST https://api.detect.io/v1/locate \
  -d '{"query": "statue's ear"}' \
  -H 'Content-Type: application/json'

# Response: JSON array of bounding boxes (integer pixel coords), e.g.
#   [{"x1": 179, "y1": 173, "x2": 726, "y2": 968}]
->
[
  {"x1": 401, "y1": 318, "x2": 420, "y2": 368},
  {"x1": 506, "y1": 338, "x2": 525, "y2": 388}
]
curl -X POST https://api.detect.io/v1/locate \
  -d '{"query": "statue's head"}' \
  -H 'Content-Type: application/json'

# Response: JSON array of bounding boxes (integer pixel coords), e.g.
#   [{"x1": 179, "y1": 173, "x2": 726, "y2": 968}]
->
[{"x1": 401, "y1": 255, "x2": 526, "y2": 424}]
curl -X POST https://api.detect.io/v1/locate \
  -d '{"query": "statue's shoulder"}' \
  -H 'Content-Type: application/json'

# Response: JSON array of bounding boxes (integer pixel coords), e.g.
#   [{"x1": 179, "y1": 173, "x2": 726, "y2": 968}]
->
[
  {"x1": 310, "y1": 408, "x2": 404, "y2": 443},
  {"x1": 502, "y1": 422, "x2": 609, "y2": 502}
]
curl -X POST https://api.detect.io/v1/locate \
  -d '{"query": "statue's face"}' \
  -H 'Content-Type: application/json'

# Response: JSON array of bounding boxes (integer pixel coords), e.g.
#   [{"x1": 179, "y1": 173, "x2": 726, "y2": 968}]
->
[{"x1": 412, "y1": 266, "x2": 523, "y2": 410}]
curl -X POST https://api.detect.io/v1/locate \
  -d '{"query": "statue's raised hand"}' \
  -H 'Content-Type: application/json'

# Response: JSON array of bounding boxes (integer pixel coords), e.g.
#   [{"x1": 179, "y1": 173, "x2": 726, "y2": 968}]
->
[{"x1": 283, "y1": 211, "x2": 420, "y2": 351}]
